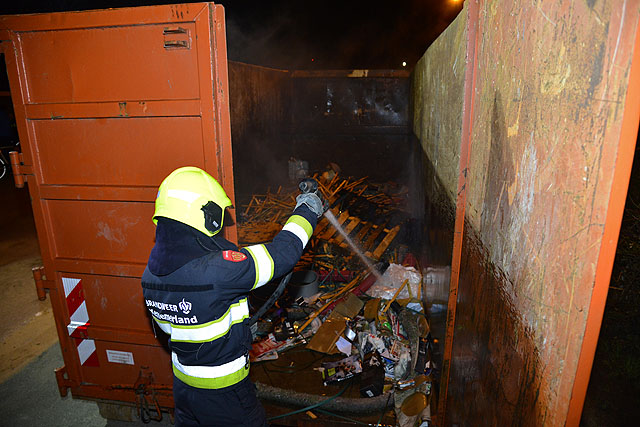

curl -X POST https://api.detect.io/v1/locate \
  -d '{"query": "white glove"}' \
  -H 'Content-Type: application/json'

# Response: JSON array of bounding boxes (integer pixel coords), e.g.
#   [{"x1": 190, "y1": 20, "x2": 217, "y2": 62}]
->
[{"x1": 295, "y1": 193, "x2": 325, "y2": 218}]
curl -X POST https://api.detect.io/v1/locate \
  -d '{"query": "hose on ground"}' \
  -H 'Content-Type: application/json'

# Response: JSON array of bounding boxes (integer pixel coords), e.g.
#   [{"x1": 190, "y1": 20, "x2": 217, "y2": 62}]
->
[
  {"x1": 256, "y1": 382, "x2": 394, "y2": 414},
  {"x1": 249, "y1": 271, "x2": 293, "y2": 326}
]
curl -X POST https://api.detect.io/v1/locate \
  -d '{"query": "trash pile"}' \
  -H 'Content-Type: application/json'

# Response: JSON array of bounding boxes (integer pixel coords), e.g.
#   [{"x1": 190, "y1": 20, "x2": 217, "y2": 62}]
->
[{"x1": 238, "y1": 166, "x2": 438, "y2": 425}]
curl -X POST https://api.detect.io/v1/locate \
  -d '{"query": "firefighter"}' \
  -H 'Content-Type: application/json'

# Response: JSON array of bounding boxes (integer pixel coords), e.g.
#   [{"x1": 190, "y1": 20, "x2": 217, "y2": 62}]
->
[{"x1": 141, "y1": 166, "x2": 324, "y2": 426}]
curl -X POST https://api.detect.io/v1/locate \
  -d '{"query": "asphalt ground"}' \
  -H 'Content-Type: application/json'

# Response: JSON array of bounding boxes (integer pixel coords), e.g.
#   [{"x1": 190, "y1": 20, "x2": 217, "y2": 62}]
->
[{"x1": 0, "y1": 343, "x2": 172, "y2": 427}]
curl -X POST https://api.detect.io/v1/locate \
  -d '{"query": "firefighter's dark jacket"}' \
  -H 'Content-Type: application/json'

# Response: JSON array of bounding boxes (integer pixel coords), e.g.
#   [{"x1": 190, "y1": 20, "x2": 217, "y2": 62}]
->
[{"x1": 141, "y1": 205, "x2": 317, "y2": 389}]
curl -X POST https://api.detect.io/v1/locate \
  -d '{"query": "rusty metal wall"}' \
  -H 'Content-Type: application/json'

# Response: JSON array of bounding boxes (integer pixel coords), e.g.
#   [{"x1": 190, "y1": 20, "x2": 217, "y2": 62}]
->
[
  {"x1": 289, "y1": 70, "x2": 411, "y2": 182},
  {"x1": 412, "y1": 13, "x2": 466, "y2": 213},
  {"x1": 409, "y1": 8, "x2": 468, "y2": 272},
  {"x1": 228, "y1": 67, "x2": 413, "y2": 191},
  {"x1": 412, "y1": 0, "x2": 640, "y2": 425},
  {"x1": 228, "y1": 61, "x2": 290, "y2": 197}
]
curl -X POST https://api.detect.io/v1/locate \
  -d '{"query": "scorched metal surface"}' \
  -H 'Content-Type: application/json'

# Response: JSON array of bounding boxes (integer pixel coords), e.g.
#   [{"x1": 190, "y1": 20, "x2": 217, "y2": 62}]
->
[{"x1": 0, "y1": 2, "x2": 235, "y2": 411}]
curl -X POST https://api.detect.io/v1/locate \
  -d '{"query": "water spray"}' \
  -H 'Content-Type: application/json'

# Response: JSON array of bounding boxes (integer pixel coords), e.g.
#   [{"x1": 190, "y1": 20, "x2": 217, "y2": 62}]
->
[
  {"x1": 299, "y1": 178, "x2": 383, "y2": 282},
  {"x1": 323, "y1": 210, "x2": 383, "y2": 282}
]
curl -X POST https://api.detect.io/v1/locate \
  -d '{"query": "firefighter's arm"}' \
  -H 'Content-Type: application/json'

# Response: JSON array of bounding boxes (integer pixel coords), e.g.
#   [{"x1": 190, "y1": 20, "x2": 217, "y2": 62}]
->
[{"x1": 234, "y1": 204, "x2": 317, "y2": 291}]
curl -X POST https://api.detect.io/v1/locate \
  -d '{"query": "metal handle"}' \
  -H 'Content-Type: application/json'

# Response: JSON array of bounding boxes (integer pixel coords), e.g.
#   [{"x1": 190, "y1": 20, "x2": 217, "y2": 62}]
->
[
  {"x1": 163, "y1": 40, "x2": 189, "y2": 49},
  {"x1": 163, "y1": 27, "x2": 190, "y2": 49},
  {"x1": 163, "y1": 27, "x2": 187, "y2": 35}
]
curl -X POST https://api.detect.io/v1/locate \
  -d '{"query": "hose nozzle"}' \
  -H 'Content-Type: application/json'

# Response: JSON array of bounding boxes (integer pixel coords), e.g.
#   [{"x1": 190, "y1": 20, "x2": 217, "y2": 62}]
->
[{"x1": 298, "y1": 178, "x2": 319, "y2": 194}]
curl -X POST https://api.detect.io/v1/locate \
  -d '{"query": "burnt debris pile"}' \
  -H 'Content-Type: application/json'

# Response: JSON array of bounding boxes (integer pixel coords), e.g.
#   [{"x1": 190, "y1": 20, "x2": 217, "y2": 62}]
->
[{"x1": 238, "y1": 165, "x2": 440, "y2": 425}]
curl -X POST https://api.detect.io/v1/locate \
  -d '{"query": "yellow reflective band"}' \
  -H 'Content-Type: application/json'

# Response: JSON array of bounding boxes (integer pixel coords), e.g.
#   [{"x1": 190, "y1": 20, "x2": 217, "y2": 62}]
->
[
  {"x1": 172, "y1": 352, "x2": 249, "y2": 389},
  {"x1": 245, "y1": 244, "x2": 274, "y2": 289},
  {"x1": 169, "y1": 298, "x2": 249, "y2": 343},
  {"x1": 167, "y1": 189, "x2": 200, "y2": 203},
  {"x1": 283, "y1": 215, "x2": 313, "y2": 248}
]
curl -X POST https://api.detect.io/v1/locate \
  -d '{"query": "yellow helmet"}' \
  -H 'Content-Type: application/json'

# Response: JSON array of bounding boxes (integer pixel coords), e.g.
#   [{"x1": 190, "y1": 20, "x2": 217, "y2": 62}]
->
[{"x1": 153, "y1": 167, "x2": 232, "y2": 236}]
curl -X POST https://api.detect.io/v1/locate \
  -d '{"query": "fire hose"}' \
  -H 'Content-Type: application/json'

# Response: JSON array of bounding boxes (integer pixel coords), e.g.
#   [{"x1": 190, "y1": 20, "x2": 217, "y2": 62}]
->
[
  {"x1": 256, "y1": 382, "x2": 394, "y2": 414},
  {"x1": 248, "y1": 271, "x2": 292, "y2": 326}
]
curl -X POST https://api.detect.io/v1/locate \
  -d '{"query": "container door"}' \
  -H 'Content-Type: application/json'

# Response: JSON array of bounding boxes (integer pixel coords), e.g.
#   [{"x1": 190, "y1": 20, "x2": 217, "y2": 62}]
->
[{"x1": 0, "y1": 2, "x2": 234, "y2": 409}]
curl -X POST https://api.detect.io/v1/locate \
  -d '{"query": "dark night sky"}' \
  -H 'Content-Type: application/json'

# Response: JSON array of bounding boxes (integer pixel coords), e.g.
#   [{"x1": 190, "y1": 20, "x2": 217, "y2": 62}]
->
[{"x1": 0, "y1": 0, "x2": 463, "y2": 69}]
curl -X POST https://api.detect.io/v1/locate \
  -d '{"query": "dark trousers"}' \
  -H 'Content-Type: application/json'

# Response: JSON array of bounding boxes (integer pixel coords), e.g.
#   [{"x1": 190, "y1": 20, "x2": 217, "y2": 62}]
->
[{"x1": 173, "y1": 376, "x2": 268, "y2": 427}]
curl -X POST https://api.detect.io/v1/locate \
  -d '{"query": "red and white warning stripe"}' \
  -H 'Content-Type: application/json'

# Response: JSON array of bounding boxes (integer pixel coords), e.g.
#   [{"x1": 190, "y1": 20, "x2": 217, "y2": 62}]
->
[{"x1": 62, "y1": 277, "x2": 99, "y2": 367}]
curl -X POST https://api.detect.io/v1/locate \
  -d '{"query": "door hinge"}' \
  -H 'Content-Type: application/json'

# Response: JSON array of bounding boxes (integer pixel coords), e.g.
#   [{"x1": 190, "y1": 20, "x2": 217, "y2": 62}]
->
[
  {"x1": 32, "y1": 266, "x2": 53, "y2": 301},
  {"x1": 9, "y1": 151, "x2": 27, "y2": 188}
]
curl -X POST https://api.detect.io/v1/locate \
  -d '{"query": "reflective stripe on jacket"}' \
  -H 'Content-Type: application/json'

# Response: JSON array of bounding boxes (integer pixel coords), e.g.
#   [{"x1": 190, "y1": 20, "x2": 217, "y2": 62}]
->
[{"x1": 141, "y1": 206, "x2": 316, "y2": 389}]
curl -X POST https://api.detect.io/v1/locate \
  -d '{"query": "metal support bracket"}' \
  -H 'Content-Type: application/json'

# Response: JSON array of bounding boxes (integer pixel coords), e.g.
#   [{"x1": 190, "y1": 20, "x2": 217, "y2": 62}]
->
[{"x1": 54, "y1": 365, "x2": 74, "y2": 397}]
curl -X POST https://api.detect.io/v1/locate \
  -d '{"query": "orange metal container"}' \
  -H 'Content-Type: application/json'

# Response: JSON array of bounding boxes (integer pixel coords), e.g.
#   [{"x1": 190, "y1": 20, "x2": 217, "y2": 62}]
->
[
  {"x1": 2, "y1": 2, "x2": 639, "y2": 426},
  {"x1": 0, "y1": 2, "x2": 235, "y2": 412}
]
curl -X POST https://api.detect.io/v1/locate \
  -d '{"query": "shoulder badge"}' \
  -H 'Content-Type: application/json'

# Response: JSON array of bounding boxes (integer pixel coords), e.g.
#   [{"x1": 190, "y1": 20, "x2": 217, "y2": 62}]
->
[{"x1": 223, "y1": 250, "x2": 247, "y2": 262}]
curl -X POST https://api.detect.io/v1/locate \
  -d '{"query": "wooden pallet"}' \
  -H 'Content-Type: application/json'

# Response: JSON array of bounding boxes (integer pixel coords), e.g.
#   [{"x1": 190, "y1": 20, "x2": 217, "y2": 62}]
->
[
  {"x1": 313, "y1": 215, "x2": 401, "y2": 261},
  {"x1": 237, "y1": 173, "x2": 404, "y2": 260}
]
